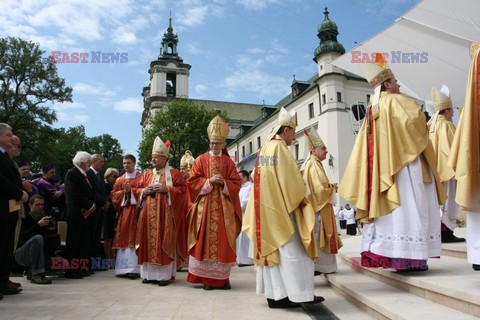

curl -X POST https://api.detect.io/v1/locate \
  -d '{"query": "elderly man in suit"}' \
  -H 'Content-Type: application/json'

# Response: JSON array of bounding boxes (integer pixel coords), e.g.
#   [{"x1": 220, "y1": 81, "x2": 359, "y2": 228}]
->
[
  {"x1": 0, "y1": 123, "x2": 28, "y2": 298},
  {"x1": 64, "y1": 151, "x2": 96, "y2": 279}
]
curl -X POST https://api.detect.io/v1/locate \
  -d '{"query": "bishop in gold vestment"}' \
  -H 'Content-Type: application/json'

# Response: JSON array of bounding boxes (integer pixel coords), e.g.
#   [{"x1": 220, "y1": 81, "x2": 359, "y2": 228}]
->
[
  {"x1": 338, "y1": 54, "x2": 446, "y2": 271},
  {"x1": 302, "y1": 128, "x2": 342, "y2": 274},
  {"x1": 243, "y1": 108, "x2": 322, "y2": 309},
  {"x1": 448, "y1": 43, "x2": 480, "y2": 270},
  {"x1": 428, "y1": 86, "x2": 464, "y2": 243}
]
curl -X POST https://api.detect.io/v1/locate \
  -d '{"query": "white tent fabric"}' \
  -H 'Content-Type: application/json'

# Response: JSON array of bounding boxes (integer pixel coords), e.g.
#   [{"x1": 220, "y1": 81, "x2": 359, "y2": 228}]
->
[{"x1": 331, "y1": 0, "x2": 480, "y2": 116}]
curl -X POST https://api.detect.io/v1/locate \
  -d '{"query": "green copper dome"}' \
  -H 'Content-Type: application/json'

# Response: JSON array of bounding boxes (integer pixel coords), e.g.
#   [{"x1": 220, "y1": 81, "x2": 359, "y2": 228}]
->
[{"x1": 314, "y1": 7, "x2": 345, "y2": 57}]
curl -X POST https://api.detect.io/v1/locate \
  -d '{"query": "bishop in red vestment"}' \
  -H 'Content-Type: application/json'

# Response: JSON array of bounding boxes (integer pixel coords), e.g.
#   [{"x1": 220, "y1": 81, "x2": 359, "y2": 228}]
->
[
  {"x1": 136, "y1": 137, "x2": 186, "y2": 286},
  {"x1": 186, "y1": 116, "x2": 242, "y2": 290}
]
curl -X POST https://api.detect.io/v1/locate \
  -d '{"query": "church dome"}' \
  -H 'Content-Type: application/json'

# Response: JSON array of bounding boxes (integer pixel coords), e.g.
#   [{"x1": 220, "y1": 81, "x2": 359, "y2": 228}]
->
[{"x1": 314, "y1": 7, "x2": 345, "y2": 57}]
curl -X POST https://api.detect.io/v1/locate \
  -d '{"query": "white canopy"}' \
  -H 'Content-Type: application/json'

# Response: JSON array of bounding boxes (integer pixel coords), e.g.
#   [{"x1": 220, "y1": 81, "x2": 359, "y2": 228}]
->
[{"x1": 332, "y1": 0, "x2": 480, "y2": 116}]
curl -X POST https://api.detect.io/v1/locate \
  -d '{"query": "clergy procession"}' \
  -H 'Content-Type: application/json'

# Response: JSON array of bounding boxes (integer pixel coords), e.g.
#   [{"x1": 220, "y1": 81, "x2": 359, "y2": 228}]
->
[
  {"x1": 1, "y1": 43, "x2": 479, "y2": 309},
  {"x1": 1, "y1": 1, "x2": 480, "y2": 315}
]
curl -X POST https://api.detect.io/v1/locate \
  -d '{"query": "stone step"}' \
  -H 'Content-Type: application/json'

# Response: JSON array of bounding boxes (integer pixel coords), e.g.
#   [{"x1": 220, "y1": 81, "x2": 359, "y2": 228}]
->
[
  {"x1": 327, "y1": 259, "x2": 477, "y2": 319},
  {"x1": 442, "y1": 228, "x2": 467, "y2": 259},
  {"x1": 337, "y1": 235, "x2": 480, "y2": 318}
]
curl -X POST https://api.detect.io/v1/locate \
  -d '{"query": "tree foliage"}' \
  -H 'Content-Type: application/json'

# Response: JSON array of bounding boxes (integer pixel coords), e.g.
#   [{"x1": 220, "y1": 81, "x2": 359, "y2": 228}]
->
[
  {"x1": 0, "y1": 37, "x2": 124, "y2": 181},
  {"x1": 138, "y1": 99, "x2": 228, "y2": 170},
  {"x1": 0, "y1": 37, "x2": 72, "y2": 134}
]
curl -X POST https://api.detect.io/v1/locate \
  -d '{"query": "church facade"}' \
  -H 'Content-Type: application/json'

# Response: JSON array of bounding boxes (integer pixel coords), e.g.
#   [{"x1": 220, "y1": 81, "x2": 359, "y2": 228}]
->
[
  {"x1": 141, "y1": 9, "x2": 373, "y2": 187},
  {"x1": 226, "y1": 8, "x2": 372, "y2": 186}
]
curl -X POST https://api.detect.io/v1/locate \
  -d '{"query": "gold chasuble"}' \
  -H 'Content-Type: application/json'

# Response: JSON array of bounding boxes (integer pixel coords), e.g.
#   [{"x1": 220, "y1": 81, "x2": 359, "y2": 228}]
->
[
  {"x1": 449, "y1": 43, "x2": 480, "y2": 212},
  {"x1": 243, "y1": 138, "x2": 317, "y2": 267},
  {"x1": 429, "y1": 115, "x2": 456, "y2": 182},
  {"x1": 136, "y1": 168, "x2": 186, "y2": 266},
  {"x1": 338, "y1": 92, "x2": 447, "y2": 223},
  {"x1": 304, "y1": 155, "x2": 342, "y2": 254}
]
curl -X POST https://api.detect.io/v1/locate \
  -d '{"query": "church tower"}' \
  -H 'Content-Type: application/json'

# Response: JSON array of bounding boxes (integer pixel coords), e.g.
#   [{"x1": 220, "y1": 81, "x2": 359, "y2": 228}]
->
[
  {"x1": 141, "y1": 15, "x2": 191, "y2": 128},
  {"x1": 312, "y1": 7, "x2": 362, "y2": 185}
]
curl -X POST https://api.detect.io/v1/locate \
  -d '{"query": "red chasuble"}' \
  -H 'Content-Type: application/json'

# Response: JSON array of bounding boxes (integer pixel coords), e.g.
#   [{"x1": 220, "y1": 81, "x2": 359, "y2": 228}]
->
[
  {"x1": 136, "y1": 168, "x2": 186, "y2": 266},
  {"x1": 186, "y1": 152, "x2": 242, "y2": 285},
  {"x1": 176, "y1": 180, "x2": 190, "y2": 265},
  {"x1": 111, "y1": 172, "x2": 143, "y2": 249}
]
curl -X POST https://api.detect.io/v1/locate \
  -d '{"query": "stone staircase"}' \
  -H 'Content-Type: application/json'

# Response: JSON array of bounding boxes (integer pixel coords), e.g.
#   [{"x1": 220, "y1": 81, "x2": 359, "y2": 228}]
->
[{"x1": 325, "y1": 228, "x2": 480, "y2": 319}]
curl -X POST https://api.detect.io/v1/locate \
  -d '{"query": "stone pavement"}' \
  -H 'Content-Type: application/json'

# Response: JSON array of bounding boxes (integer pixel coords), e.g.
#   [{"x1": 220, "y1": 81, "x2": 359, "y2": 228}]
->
[{"x1": 0, "y1": 263, "x2": 371, "y2": 320}]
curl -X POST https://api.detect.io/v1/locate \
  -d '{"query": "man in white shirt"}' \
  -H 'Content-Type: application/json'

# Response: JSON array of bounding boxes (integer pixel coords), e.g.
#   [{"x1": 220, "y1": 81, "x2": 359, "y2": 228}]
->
[{"x1": 236, "y1": 170, "x2": 253, "y2": 266}]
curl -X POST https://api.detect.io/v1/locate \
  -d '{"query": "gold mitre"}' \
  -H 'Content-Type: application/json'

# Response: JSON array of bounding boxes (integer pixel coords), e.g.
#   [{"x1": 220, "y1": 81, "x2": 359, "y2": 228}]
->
[
  {"x1": 152, "y1": 136, "x2": 170, "y2": 157},
  {"x1": 207, "y1": 115, "x2": 230, "y2": 142},
  {"x1": 360, "y1": 53, "x2": 394, "y2": 89},
  {"x1": 470, "y1": 42, "x2": 480, "y2": 59},
  {"x1": 304, "y1": 128, "x2": 324, "y2": 151},
  {"x1": 277, "y1": 107, "x2": 297, "y2": 129},
  {"x1": 361, "y1": 53, "x2": 395, "y2": 108},
  {"x1": 431, "y1": 85, "x2": 452, "y2": 112},
  {"x1": 180, "y1": 150, "x2": 195, "y2": 169}
]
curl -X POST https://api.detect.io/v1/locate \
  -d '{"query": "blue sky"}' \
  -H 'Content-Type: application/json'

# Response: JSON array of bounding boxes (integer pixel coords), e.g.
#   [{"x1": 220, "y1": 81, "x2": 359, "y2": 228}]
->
[{"x1": 0, "y1": 0, "x2": 417, "y2": 156}]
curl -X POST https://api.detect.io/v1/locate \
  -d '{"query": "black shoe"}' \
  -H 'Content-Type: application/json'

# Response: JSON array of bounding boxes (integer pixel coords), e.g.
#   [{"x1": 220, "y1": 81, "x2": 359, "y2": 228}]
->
[
  {"x1": 0, "y1": 293, "x2": 3, "y2": 300},
  {"x1": 127, "y1": 273, "x2": 140, "y2": 280},
  {"x1": 221, "y1": 283, "x2": 231, "y2": 290},
  {"x1": 64, "y1": 271, "x2": 83, "y2": 279},
  {"x1": 142, "y1": 279, "x2": 154, "y2": 284},
  {"x1": 79, "y1": 269, "x2": 90, "y2": 277},
  {"x1": 396, "y1": 265, "x2": 429, "y2": 273},
  {"x1": 238, "y1": 264, "x2": 254, "y2": 267},
  {"x1": 158, "y1": 280, "x2": 170, "y2": 286},
  {"x1": 267, "y1": 297, "x2": 301, "y2": 309},
  {"x1": 1, "y1": 287, "x2": 22, "y2": 295},
  {"x1": 303, "y1": 295, "x2": 325, "y2": 304},
  {"x1": 203, "y1": 285, "x2": 214, "y2": 290},
  {"x1": 441, "y1": 230, "x2": 466, "y2": 243},
  {"x1": 314, "y1": 271, "x2": 323, "y2": 276},
  {"x1": 472, "y1": 264, "x2": 480, "y2": 271}
]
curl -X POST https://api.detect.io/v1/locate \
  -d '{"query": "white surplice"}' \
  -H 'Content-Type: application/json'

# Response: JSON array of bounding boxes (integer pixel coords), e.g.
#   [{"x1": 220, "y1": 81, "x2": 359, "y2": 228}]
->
[
  {"x1": 140, "y1": 262, "x2": 176, "y2": 281},
  {"x1": 314, "y1": 213, "x2": 337, "y2": 273},
  {"x1": 467, "y1": 211, "x2": 480, "y2": 264},
  {"x1": 361, "y1": 157, "x2": 442, "y2": 260},
  {"x1": 236, "y1": 181, "x2": 253, "y2": 265},
  {"x1": 115, "y1": 248, "x2": 140, "y2": 275},
  {"x1": 441, "y1": 179, "x2": 459, "y2": 231},
  {"x1": 256, "y1": 214, "x2": 314, "y2": 303}
]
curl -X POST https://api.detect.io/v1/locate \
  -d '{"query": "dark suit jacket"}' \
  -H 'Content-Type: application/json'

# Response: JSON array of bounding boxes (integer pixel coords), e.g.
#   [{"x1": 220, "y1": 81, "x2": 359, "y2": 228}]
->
[
  {"x1": 0, "y1": 151, "x2": 23, "y2": 221},
  {"x1": 64, "y1": 166, "x2": 96, "y2": 221},
  {"x1": 86, "y1": 168, "x2": 107, "y2": 208}
]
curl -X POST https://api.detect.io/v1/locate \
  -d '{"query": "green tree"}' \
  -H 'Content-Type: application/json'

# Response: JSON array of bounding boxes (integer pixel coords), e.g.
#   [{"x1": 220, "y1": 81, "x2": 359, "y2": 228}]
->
[
  {"x1": 87, "y1": 134, "x2": 124, "y2": 173},
  {"x1": 0, "y1": 36, "x2": 72, "y2": 168},
  {"x1": 138, "y1": 99, "x2": 228, "y2": 170}
]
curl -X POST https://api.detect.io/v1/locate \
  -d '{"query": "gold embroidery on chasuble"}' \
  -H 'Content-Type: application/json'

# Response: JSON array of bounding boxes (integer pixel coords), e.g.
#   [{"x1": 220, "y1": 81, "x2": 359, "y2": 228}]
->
[{"x1": 206, "y1": 155, "x2": 222, "y2": 261}]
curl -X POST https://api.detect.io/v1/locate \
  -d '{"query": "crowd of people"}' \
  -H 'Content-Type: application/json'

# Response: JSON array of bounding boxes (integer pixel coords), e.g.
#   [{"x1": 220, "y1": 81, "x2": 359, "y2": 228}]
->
[{"x1": 0, "y1": 44, "x2": 478, "y2": 308}]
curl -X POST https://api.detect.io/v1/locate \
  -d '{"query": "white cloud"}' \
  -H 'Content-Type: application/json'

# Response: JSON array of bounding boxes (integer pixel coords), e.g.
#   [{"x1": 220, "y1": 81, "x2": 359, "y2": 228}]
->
[
  {"x1": 112, "y1": 27, "x2": 137, "y2": 45},
  {"x1": 113, "y1": 97, "x2": 143, "y2": 113},
  {"x1": 56, "y1": 111, "x2": 89, "y2": 123},
  {"x1": 246, "y1": 48, "x2": 264, "y2": 55},
  {"x1": 185, "y1": 43, "x2": 202, "y2": 55},
  {"x1": 176, "y1": 6, "x2": 209, "y2": 28},
  {"x1": 195, "y1": 84, "x2": 207, "y2": 97},
  {"x1": 73, "y1": 82, "x2": 115, "y2": 97},
  {"x1": 53, "y1": 101, "x2": 86, "y2": 110},
  {"x1": 235, "y1": 0, "x2": 280, "y2": 11}
]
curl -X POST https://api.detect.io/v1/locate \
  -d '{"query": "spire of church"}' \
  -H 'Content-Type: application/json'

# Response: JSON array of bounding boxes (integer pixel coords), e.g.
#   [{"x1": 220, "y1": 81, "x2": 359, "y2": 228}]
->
[
  {"x1": 159, "y1": 13, "x2": 182, "y2": 61},
  {"x1": 314, "y1": 7, "x2": 345, "y2": 58}
]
